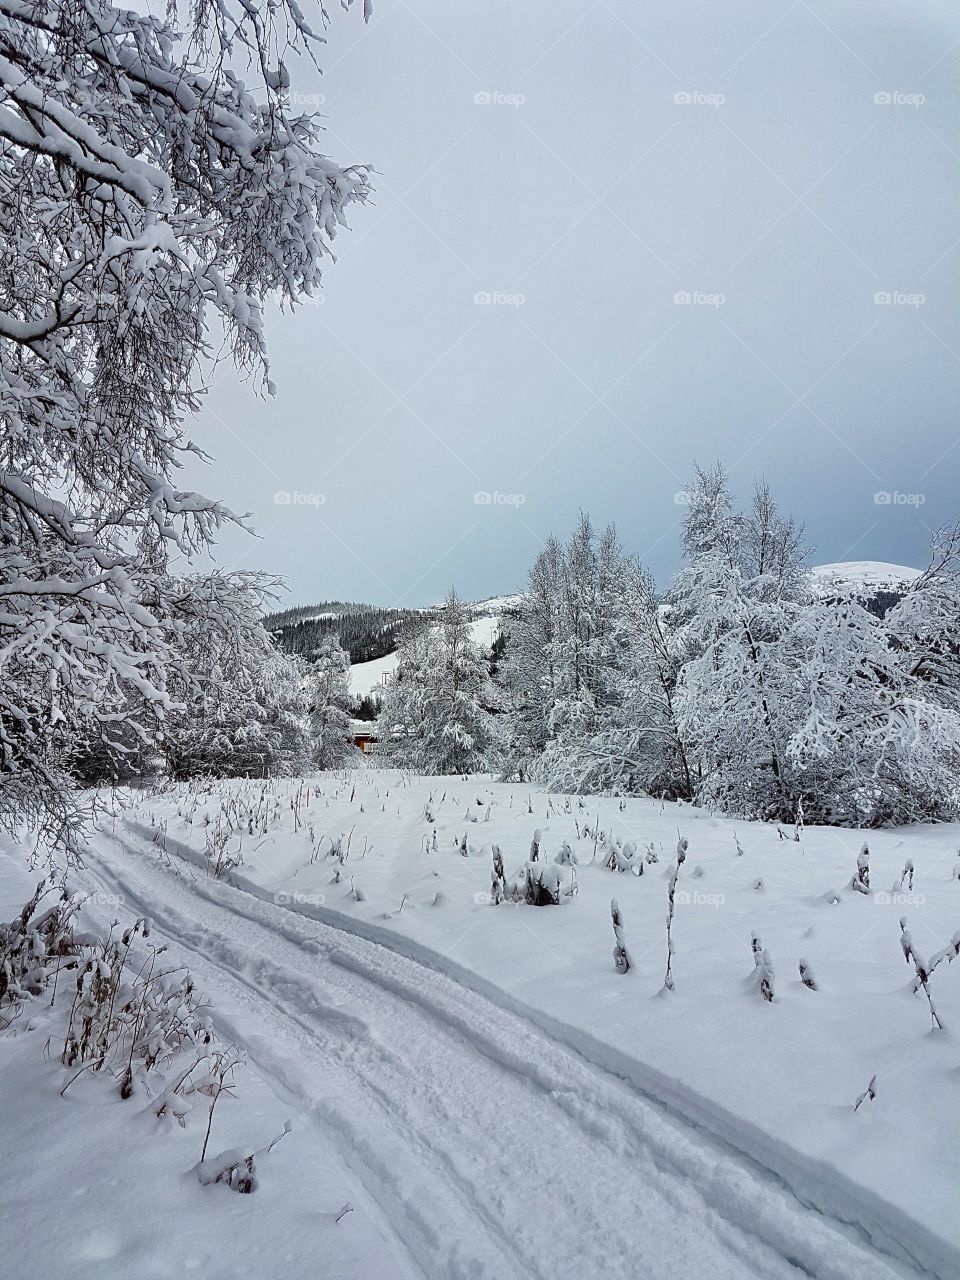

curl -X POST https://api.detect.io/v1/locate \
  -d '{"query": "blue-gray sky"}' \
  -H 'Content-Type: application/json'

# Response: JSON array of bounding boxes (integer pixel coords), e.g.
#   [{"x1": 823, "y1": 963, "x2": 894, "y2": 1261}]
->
[{"x1": 182, "y1": 0, "x2": 960, "y2": 607}]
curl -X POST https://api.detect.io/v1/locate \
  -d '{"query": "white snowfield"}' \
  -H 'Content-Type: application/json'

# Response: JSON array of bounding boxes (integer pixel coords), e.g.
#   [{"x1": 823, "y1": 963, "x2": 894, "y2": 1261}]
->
[
  {"x1": 810, "y1": 561, "x2": 922, "y2": 594},
  {"x1": 67, "y1": 817, "x2": 938, "y2": 1280}
]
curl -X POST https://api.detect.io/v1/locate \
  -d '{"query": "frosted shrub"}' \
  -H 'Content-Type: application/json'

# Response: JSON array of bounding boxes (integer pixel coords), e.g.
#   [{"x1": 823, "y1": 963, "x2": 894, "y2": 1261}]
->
[
  {"x1": 851, "y1": 843, "x2": 870, "y2": 895},
  {"x1": 62, "y1": 921, "x2": 215, "y2": 1098},
  {"x1": 505, "y1": 863, "x2": 565, "y2": 906},
  {"x1": 750, "y1": 933, "x2": 775, "y2": 1002},
  {"x1": 604, "y1": 838, "x2": 639, "y2": 874},
  {"x1": 900, "y1": 920, "x2": 960, "y2": 1032},
  {"x1": 611, "y1": 899, "x2": 632, "y2": 974},
  {"x1": 554, "y1": 840, "x2": 578, "y2": 866},
  {"x1": 491, "y1": 846, "x2": 506, "y2": 905},
  {"x1": 899, "y1": 918, "x2": 943, "y2": 1030},
  {"x1": 0, "y1": 879, "x2": 87, "y2": 1027},
  {"x1": 524, "y1": 863, "x2": 563, "y2": 906},
  {"x1": 196, "y1": 1120, "x2": 292, "y2": 1195},
  {"x1": 799, "y1": 959, "x2": 818, "y2": 990},
  {"x1": 204, "y1": 819, "x2": 241, "y2": 880}
]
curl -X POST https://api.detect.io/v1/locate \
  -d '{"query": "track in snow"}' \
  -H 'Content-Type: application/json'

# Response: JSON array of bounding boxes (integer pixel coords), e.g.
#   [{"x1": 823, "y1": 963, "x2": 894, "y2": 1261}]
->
[{"x1": 80, "y1": 825, "x2": 929, "y2": 1280}]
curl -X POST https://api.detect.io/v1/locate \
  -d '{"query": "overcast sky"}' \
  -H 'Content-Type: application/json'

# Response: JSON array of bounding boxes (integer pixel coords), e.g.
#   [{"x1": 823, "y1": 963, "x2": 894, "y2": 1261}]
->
[{"x1": 182, "y1": 0, "x2": 960, "y2": 607}]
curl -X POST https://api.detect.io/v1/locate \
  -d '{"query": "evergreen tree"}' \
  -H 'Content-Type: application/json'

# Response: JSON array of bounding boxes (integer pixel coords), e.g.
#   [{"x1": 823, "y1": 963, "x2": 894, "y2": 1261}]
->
[
  {"x1": 377, "y1": 594, "x2": 499, "y2": 775},
  {"x1": 308, "y1": 635, "x2": 353, "y2": 769}
]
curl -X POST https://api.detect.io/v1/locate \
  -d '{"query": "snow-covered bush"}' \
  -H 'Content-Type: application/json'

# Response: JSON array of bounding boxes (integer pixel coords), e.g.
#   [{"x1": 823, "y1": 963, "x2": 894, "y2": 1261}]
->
[
  {"x1": 899, "y1": 919, "x2": 960, "y2": 1032},
  {"x1": 750, "y1": 933, "x2": 775, "y2": 1003},
  {"x1": 62, "y1": 920, "x2": 215, "y2": 1098},
  {"x1": 604, "y1": 838, "x2": 639, "y2": 873},
  {"x1": 554, "y1": 840, "x2": 578, "y2": 866},
  {"x1": 0, "y1": 879, "x2": 87, "y2": 1026},
  {"x1": 611, "y1": 899, "x2": 632, "y2": 974},
  {"x1": 2, "y1": 882, "x2": 220, "y2": 1110},
  {"x1": 503, "y1": 862, "x2": 567, "y2": 906},
  {"x1": 851, "y1": 843, "x2": 870, "y2": 895},
  {"x1": 196, "y1": 1120, "x2": 291, "y2": 1195},
  {"x1": 490, "y1": 846, "x2": 506, "y2": 904}
]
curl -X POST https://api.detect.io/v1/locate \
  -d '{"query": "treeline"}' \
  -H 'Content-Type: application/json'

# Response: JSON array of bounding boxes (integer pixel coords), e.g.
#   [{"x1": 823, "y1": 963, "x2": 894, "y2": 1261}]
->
[
  {"x1": 265, "y1": 602, "x2": 429, "y2": 665},
  {"x1": 71, "y1": 575, "x2": 357, "y2": 794},
  {"x1": 493, "y1": 465, "x2": 960, "y2": 827}
]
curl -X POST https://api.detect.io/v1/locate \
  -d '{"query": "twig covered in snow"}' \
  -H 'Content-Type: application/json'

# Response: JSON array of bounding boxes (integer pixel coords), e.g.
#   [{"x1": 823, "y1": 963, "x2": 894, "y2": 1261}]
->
[{"x1": 662, "y1": 836, "x2": 687, "y2": 992}]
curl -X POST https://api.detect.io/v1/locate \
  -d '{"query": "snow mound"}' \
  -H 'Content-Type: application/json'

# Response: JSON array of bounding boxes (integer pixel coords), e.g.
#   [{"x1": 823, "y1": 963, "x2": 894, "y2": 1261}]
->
[{"x1": 811, "y1": 561, "x2": 921, "y2": 595}]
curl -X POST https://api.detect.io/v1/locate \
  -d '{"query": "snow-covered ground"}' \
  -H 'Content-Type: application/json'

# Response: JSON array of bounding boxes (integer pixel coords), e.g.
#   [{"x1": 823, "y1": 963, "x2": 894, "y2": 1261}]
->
[
  {"x1": 0, "y1": 846, "x2": 410, "y2": 1280},
  {"x1": 17, "y1": 773, "x2": 952, "y2": 1279},
  {"x1": 4, "y1": 779, "x2": 955, "y2": 1280}
]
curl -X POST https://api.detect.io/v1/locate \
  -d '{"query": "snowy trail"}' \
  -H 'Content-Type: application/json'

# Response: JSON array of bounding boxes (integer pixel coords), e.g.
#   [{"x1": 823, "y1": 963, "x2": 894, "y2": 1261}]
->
[{"x1": 80, "y1": 826, "x2": 929, "y2": 1280}]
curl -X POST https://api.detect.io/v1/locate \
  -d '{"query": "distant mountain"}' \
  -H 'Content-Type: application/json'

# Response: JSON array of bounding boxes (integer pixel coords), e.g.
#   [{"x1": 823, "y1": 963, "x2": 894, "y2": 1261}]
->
[{"x1": 811, "y1": 561, "x2": 921, "y2": 618}]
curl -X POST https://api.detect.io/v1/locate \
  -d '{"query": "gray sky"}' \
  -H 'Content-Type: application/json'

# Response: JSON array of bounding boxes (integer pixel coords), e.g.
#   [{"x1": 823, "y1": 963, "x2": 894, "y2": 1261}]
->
[{"x1": 182, "y1": 0, "x2": 960, "y2": 607}]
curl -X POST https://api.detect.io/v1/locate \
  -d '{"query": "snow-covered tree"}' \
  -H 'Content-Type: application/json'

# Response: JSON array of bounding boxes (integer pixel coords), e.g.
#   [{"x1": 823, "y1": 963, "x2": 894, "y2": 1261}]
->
[
  {"x1": 0, "y1": 0, "x2": 369, "y2": 852},
  {"x1": 308, "y1": 635, "x2": 353, "y2": 769},
  {"x1": 161, "y1": 572, "x2": 313, "y2": 780},
  {"x1": 671, "y1": 468, "x2": 810, "y2": 820},
  {"x1": 377, "y1": 593, "x2": 499, "y2": 775},
  {"x1": 546, "y1": 560, "x2": 693, "y2": 797},
  {"x1": 497, "y1": 536, "x2": 564, "y2": 778},
  {"x1": 375, "y1": 625, "x2": 435, "y2": 770},
  {"x1": 501, "y1": 515, "x2": 630, "y2": 790},
  {"x1": 787, "y1": 597, "x2": 960, "y2": 825}
]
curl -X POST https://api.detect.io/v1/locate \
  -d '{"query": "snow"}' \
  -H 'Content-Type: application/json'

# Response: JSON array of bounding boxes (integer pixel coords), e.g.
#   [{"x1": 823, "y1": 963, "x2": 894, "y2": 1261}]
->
[
  {"x1": 349, "y1": 611, "x2": 503, "y2": 695},
  {"x1": 349, "y1": 647, "x2": 401, "y2": 695},
  {"x1": 811, "y1": 561, "x2": 922, "y2": 594},
  {"x1": 0, "y1": 849, "x2": 408, "y2": 1280},
  {"x1": 40, "y1": 772, "x2": 960, "y2": 1280}
]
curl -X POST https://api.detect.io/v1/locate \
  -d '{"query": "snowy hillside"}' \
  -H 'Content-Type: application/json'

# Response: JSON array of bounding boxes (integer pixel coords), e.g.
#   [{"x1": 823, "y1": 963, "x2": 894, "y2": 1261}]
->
[
  {"x1": 811, "y1": 561, "x2": 921, "y2": 595},
  {"x1": 349, "y1": 600, "x2": 512, "y2": 696}
]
